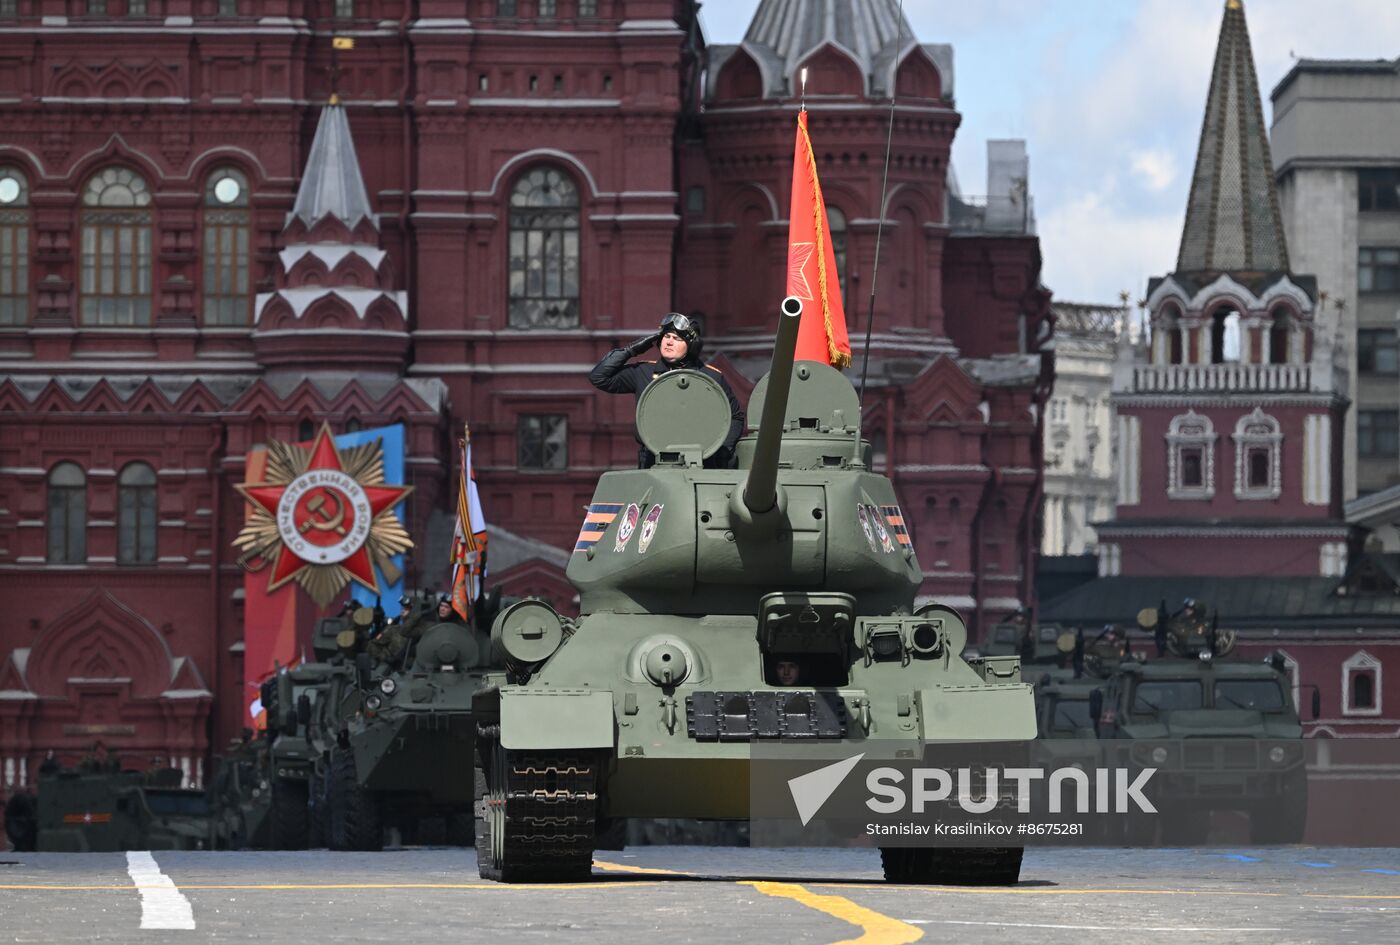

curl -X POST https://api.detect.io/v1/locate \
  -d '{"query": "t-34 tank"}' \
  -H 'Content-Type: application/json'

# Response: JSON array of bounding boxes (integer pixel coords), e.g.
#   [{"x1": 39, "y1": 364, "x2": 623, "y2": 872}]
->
[{"x1": 473, "y1": 297, "x2": 1036, "y2": 883}]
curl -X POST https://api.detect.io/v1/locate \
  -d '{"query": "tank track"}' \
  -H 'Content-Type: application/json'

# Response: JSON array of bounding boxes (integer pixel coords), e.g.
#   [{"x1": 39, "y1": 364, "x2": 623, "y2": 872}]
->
[
  {"x1": 880, "y1": 846, "x2": 1023, "y2": 885},
  {"x1": 475, "y1": 724, "x2": 599, "y2": 883}
]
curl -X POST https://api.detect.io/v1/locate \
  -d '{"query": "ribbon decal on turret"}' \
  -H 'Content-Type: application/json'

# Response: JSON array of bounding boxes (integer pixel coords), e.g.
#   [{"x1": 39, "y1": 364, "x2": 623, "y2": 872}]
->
[
  {"x1": 575, "y1": 503, "x2": 623, "y2": 552},
  {"x1": 879, "y1": 505, "x2": 912, "y2": 549}
]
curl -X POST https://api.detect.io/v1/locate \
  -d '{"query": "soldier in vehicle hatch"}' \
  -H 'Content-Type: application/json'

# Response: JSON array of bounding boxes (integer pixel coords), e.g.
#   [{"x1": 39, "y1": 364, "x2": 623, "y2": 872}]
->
[{"x1": 589, "y1": 312, "x2": 744, "y2": 469}]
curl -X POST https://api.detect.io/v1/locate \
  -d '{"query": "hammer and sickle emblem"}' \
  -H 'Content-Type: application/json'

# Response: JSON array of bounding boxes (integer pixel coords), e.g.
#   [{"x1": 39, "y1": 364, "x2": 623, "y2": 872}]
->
[{"x1": 299, "y1": 489, "x2": 348, "y2": 536}]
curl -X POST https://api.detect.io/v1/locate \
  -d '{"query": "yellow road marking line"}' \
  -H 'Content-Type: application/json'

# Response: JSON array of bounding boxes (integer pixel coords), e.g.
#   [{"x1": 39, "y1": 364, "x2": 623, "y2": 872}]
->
[
  {"x1": 817, "y1": 883, "x2": 1400, "y2": 902},
  {"x1": 593, "y1": 859, "x2": 691, "y2": 876},
  {"x1": 0, "y1": 881, "x2": 660, "y2": 891},
  {"x1": 747, "y1": 881, "x2": 923, "y2": 945}
]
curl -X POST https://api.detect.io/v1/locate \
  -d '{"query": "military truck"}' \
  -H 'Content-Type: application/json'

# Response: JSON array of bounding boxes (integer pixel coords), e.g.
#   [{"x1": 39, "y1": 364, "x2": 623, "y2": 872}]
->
[
  {"x1": 259, "y1": 659, "x2": 352, "y2": 849},
  {"x1": 1089, "y1": 602, "x2": 1317, "y2": 844},
  {"x1": 322, "y1": 589, "x2": 497, "y2": 850},
  {"x1": 472, "y1": 297, "x2": 1036, "y2": 885},
  {"x1": 29, "y1": 764, "x2": 236, "y2": 852}
]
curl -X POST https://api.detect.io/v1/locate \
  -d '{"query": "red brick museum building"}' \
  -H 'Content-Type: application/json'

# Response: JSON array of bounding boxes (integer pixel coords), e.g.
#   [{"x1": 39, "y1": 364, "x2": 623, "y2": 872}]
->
[{"x1": 0, "y1": 1, "x2": 1051, "y2": 794}]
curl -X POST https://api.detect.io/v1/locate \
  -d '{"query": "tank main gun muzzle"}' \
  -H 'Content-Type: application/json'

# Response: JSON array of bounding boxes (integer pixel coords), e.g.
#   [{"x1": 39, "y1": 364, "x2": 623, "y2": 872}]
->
[{"x1": 738, "y1": 296, "x2": 803, "y2": 520}]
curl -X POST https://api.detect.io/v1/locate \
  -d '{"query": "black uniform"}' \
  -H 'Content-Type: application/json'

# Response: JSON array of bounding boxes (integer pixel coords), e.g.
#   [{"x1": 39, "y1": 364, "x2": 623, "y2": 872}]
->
[{"x1": 590, "y1": 349, "x2": 745, "y2": 468}]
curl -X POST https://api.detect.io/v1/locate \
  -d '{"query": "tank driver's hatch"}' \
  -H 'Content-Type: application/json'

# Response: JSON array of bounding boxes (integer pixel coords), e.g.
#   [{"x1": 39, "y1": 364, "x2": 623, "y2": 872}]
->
[{"x1": 635, "y1": 369, "x2": 733, "y2": 465}]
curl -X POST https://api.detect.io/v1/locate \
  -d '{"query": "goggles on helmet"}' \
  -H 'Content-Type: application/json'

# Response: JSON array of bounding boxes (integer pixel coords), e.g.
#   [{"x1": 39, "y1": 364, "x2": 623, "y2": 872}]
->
[{"x1": 660, "y1": 312, "x2": 693, "y2": 335}]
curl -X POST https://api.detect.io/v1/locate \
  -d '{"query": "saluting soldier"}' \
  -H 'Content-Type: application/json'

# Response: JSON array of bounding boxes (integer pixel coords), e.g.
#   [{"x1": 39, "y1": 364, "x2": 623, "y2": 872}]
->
[{"x1": 590, "y1": 312, "x2": 744, "y2": 469}]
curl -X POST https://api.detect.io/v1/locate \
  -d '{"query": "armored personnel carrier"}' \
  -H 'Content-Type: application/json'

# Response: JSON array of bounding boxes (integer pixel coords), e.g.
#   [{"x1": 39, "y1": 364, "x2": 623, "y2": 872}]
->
[
  {"x1": 472, "y1": 298, "x2": 1036, "y2": 884},
  {"x1": 325, "y1": 589, "x2": 496, "y2": 850},
  {"x1": 1090, "y1": 603, "x2": 1317, "y2": 843}
]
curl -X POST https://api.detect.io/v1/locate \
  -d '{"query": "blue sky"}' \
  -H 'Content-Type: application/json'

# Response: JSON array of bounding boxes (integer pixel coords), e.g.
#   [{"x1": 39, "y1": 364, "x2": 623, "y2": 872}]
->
[{"x1": 699, "y1": 0, "x2": 1400, "y2": 304}]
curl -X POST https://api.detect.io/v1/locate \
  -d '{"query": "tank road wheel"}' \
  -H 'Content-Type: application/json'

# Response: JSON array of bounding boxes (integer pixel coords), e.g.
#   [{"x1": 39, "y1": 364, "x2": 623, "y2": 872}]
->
[
  {"x1": 328, "y1": 749, "x2": 383, "y2": 852},
  {"x1": 269, "y1": 777, "x2": 310, "y2": 850},
  {"x1": 475, "y1": 724, "x2": 599, "y2": 883},
  {"x1": 880, "y1": 846, "x2": 1023, "y2": 886}
]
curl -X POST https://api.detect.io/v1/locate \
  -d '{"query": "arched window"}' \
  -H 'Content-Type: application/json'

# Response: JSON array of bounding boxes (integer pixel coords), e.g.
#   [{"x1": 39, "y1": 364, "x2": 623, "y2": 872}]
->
[
  {"x1": 826, "y1": 205, "x2": 849, "y2": 308},
  {"x1": 1232, "y1": 407, "x2": 1282, "y2": 500},
  {"x1": 1156, "y1": 306, "x2": 1184, "y2": 365},
  {"x1": 1210, "y1": 308, "x2": 1241, "y2": 364},
  {"x1": 203, "y1": 168, "x2": 251, "y2": 325},
  {"x1": 1343, "y1": 651, "x2": 1382, "y2": 716},
  {"x1": 1167, "y1": 410, "x2": 1216, "y2": 499},
  {"x1": 1269, "y1": 311, "x2": 1292, "y2": 364},
  {"x1": 0, "y1": 167, "x2": 28, "y2": 325},
  {"x1": 81, "y1": 167, "x2": 152, "y2": 326},
  {"x1": 47, "y1": 463, "x2": 86, "y2": 564},
  {"x1": 508, "y1": 166, "x2": 580, "y2": 328},
  {"x1": 118, "y1": 462, "x2": 157, "y2": 564}
]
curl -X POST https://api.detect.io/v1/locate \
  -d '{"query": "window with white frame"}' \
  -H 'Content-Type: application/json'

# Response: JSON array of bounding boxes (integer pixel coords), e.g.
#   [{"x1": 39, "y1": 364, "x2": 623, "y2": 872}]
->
[
  {"x1": 1233, "y1": 407, "x2": 1282, "y2": 499},
  {"x1": 1342, "y1": 651, "x2": 1382, "y2": 716},
  {"x1": 1167, "y1": 410, "x2": 1216, "y2": 499}
]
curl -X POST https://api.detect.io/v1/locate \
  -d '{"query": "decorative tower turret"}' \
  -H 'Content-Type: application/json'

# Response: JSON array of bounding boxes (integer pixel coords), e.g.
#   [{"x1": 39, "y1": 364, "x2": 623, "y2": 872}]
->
[
  {"x1": 253, "y1": 103, "x2": 409, "y2": 371},
  {"x1": 1101, "y1": 0, "x2": 1350, "y2": 579}
]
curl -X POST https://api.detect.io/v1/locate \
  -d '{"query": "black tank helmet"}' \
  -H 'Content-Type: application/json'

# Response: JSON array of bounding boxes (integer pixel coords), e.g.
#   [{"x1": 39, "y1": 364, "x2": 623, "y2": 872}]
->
[{"x1": 659, "y1": 311, "x2": 704, "y2": 362}]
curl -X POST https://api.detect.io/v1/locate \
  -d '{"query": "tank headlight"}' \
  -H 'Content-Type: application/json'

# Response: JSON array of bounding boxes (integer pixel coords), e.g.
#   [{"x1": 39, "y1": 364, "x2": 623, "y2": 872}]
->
[
  {"x1": 1198, "y1": 650, "x2": 1213, "y2": 663},
  {"x1": 870, "y1": 630, "x2": 904, "y2": 661},
  {"x1": 1150, "y1": 746, "x2": 1169, "y2": 764},
  {"x1": 910, "y1": 623, "x2": 942, "y2": 655},
  {"x1": 379, "y1": 677, "x2": 397, "y2": 696},
  {"x1": 365, "y1": 694, "x2": 383, "y2": 711},
  {"x1": 1268, "y1": 746, "x2": 1286, "y2": 764}
]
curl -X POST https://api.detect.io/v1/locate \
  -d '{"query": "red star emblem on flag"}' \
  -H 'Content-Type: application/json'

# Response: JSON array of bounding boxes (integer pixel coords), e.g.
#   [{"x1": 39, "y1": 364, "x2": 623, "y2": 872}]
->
[{"x1": 788, "y1": 241, "x2": 815, "y2": 301}]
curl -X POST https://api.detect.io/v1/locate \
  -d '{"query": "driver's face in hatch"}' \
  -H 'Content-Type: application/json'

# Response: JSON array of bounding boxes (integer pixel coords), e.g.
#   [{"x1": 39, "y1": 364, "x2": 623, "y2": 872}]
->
[
  {"x1": 775, "y1": 660, "x2": 801, "y2": 686},
  {"x1": 659, "y1": 331, "x2": 689, "y2": 361}
]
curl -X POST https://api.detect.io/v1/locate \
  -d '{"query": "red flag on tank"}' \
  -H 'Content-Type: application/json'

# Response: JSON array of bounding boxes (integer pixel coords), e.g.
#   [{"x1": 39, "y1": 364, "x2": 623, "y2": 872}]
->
[{"x1": 786, "y1": 108, "x2": 852, "y2": 368}]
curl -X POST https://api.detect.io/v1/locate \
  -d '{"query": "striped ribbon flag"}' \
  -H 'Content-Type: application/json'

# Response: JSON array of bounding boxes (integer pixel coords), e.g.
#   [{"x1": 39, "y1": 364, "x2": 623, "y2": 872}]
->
[{"x1": 450, "y1": 424, "x2": 487, "y2": 621}]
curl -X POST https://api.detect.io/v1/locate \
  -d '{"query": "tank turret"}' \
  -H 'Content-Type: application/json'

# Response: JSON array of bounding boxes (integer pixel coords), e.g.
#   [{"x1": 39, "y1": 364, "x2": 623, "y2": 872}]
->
[{"x1": 568, "y1": 297, "x2": 921, "y2": 619}]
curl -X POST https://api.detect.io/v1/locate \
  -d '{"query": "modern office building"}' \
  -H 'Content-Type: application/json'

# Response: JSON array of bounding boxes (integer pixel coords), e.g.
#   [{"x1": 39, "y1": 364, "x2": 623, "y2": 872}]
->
[{"x1": 1272, "y1": 55, "x2": 1400, "y2": 499}]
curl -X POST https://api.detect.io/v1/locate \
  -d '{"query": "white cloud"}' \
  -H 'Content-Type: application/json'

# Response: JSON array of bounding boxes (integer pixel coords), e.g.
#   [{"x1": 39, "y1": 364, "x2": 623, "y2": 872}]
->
[
  {"x1": 1038, "y1": 181, "x2": 1180, "y2": 306},
  {"x1": 1130, "y1": 148, "x2": 1178, "y2": 193}
]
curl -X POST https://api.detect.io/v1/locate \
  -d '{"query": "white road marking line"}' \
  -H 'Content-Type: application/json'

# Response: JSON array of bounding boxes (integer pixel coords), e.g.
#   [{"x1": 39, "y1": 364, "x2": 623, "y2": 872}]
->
[
  {"x1": 903, "y1": 919, "x2": 1284, "y2": 932},
  {"x1": 125, "y1": 851, "x2": 196, "y2": 930}
]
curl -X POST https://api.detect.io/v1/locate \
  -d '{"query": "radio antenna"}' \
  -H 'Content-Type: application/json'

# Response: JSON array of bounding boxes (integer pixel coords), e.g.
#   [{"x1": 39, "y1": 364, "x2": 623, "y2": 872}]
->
[{"x1": 857, "y1": 0, "x2": 906, "y2": 408}]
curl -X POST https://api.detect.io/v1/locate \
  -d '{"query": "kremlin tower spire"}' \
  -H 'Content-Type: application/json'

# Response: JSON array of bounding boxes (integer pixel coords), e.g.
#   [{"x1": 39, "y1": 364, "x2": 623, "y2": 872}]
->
[
  {"x1": 253, "y1": 102, "x2": 408, "y2": 371},
  {"x1": 1098, "y1": 0, "x2": 1348, "y2": 581}
]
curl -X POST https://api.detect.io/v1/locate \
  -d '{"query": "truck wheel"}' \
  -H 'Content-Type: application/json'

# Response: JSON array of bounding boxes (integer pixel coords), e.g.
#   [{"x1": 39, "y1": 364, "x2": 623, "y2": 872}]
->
[
  {"x1": 306, "y1": 769, "x2": 329, "y2": 849},
  {"x1": 881, "y1": 846, "x2": 1023, "y2": 885},
  {"x1": 1249, "y1": 788, "x2": 1307, "y2": 844},
  {"x1": 328, "y1": 750, "x2": 383, "y2": 852},
  {"x1": 270, "y1": 778, "x2": 310, "y2": 850},
  {"x1": 3, "y1": 792, "x2": 37, "y2": 853},
  {"x1": 446, "y1": 812, "x2": 475, "y2": 846}
]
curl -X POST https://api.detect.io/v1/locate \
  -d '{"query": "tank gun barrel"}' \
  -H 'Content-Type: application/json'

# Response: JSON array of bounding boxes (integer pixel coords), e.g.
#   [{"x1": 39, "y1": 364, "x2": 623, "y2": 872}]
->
[{"x1": 742, "y1": 296, "x2": 803, "y2": 514}]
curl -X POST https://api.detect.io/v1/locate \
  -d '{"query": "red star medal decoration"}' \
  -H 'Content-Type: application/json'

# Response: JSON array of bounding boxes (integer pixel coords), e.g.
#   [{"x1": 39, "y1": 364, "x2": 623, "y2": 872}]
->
[{"x1": 234, "y1": 424, "x2": 414, "y2": 606}]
